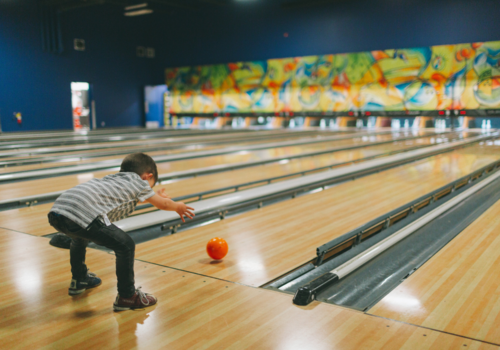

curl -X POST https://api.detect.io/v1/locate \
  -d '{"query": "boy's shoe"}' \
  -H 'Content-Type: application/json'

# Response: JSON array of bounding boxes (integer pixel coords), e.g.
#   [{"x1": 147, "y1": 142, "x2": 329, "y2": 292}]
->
[
  {"x1": 49, "y1": 233, "x2": 72, "y2": 249},
  {"x1": 113, "y1": 286, "x2": 157, "y2": 311},
  {"x1": 68, "y1": 271, "x2": 102, "y2": 295}
]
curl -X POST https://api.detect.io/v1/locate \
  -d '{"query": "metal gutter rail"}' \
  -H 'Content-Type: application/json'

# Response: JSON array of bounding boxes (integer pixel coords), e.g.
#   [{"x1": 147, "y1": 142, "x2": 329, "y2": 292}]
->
[
  {"x1": 0, "y1": 131, "x2": 432, "y2": 183},
  {"x1": 0, "y1": 134, "x2": 445, "y2": 211},
  {"x1": 0, "y1": 126, "x2": 226, "y2": 141},
  {"x1": 0, "y1": 129, "x2": 337, "y2": 161},
  {"x1": 263, "y1": 161, "x2": 495, "y2": 293},
  {"x1": 292, "y1": 161, "x2": 500, "y2": 306},
  {"x1": 0, "y1": 128, "x2": 263, "y2": 151},
  {"x1": 114, "y1": 133, "x2": 497, "y2": 233}
]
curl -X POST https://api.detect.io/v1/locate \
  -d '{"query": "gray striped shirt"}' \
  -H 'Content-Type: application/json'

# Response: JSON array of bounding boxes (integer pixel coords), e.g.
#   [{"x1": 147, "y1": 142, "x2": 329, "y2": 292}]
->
[{"x1": 50, "y1": 172, "x2": 156, "y2": 229}]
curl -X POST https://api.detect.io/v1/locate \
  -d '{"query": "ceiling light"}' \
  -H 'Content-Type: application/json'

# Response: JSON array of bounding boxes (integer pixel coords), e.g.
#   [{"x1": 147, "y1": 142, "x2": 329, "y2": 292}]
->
[
  {"x1": 124, "y1": 9, "x2": 153, "y2": 16},
  {"x1": 71, "y1": 82, "x2": 89, "y2": 90},
  {"x1": 125, "y1": 3, "x2": 147, "y2": 10}
]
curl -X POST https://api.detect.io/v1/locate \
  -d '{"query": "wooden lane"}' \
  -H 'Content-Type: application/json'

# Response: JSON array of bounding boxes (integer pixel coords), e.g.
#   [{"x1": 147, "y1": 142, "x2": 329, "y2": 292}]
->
[
  {"x1": 0, "y1": 131, "x2": 338, "y2": 173},
  {"x1": 0, "y1": 129, "x2": 348, "y2": 166},
  {"x1": 0, "y1": 146, "x2": 219, "y2": 174},
  {"x1": 0, "y1": 130, "x2": 409, "y2": 163},
  {"x1": 0, "y1": 135, "x2": 450, "y2": 236},
  {"x1": 0, "y1": 131, "x2": 432, "y2": 201},
  {"x1": 0, "y1": 128, "x2": 346, "y2": 159},
  {"x1": 0, "y1": 126, "x2": 238, "y2": 142},
  {"x1": 133, "y1": 144, "x2": 500, "y2": 288},
  {"x1": 0, "y1": 204, "x2": 54, "y2": 236},
  {"x1": 0, "y1": 130, "x2": 425, "y2": 172},
  {"x1": 0, "y1": 128, "x2": 292, "y2": 150},
  {"x1": 368, "y1": 198, "x2": 500, "y2": 345},
  {"x1": 0, "y1": 229, "x2": 494, "y2": 349},
  {"x1": 154, "y1": 134, "x2": 449, "y2": 199}
]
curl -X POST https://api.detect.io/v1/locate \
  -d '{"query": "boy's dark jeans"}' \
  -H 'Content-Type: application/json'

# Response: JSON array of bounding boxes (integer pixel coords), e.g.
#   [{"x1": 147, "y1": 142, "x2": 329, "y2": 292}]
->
[{"x1": 48, "y1": 212, "x2": 136, "y2": 298}]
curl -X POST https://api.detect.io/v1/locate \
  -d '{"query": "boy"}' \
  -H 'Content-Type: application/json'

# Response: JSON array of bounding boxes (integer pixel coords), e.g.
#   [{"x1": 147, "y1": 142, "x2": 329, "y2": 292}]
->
[{"x1": 48, "y1": 152, "x2": 195, "y2": 311}]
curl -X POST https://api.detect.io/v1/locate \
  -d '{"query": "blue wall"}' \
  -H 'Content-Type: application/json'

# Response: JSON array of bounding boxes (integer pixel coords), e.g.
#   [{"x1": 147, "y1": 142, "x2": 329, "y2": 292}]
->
[
  {"x1": 155, "y1": 0, "x2": 500, "y2": 67},
  {"x1": 1, "y1": 0, "x2": 499, "y2": 132},
  {"x1": 0, "y1": 1, "x2": 163, "y2": 132}
]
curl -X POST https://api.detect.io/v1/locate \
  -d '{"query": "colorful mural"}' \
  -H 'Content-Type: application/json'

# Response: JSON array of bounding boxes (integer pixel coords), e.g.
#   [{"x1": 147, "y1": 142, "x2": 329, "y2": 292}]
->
[{"x1": 165, "y1": 41, "x2": 500, "y2": 114}]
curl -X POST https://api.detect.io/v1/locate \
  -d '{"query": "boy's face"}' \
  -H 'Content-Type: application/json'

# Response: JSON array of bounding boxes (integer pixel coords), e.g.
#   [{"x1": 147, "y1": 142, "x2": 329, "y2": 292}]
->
[{"x1": 141, "y1": 173, "x2": 156, "y2": 188}]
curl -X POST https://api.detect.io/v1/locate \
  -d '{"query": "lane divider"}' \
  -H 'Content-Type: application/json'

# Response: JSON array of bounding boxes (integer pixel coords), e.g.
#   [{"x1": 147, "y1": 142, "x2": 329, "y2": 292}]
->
[
  {"x1": 115, "y1": 133, "x2": 498, "y2": 233},
  {"x1": 0, "y1": 130, "x2": 402, "y2": 182},
  {"x1": 292, "y1": 163, "x2": 500, "y2": 306}
]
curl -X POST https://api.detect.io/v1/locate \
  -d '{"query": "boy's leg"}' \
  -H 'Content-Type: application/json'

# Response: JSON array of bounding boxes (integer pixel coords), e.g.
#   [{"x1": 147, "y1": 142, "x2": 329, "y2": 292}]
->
[
  {"x1": 85, "y1": 220, "x2": 157, "y2": 311},
  {"x1": 51, "y1": 214, "x2": 90, "y2": 280},
  {"x1": 48, "y1": 212, "x2": 89, "y2": 278},
  {"x1": 68, "y1": 235, "x2": 102, "y2": 295},
  {"x1": 70, "y1": 237, "x2": 89, "y2": 280},
  {"x1": 49, "y1": 214, "x2": 156, "y2": 309},
  {"x1": 85, "y1": 221, "x2": 136, "y2": 298},
  {"x1": 48, "y1": 212, "x2": 101, "y2": 295}
]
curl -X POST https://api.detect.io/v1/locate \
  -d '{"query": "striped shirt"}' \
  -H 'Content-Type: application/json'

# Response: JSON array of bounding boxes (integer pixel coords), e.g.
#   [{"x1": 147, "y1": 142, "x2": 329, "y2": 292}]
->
[{"x1": 50, "y1": 172, "x2": 156, "y2": 229}]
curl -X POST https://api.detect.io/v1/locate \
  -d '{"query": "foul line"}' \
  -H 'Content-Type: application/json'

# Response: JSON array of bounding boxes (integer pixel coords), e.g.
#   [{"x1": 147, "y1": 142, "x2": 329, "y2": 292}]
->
[{"x1": 134, "y1": 258, "x2": 252, "y2": 287}]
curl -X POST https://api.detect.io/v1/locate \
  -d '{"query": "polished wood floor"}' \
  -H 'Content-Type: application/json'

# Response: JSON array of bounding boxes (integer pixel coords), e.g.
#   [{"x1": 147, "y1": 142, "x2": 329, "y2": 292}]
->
[
  {"x1": 134, "y1": 144, "x2": 500, "y2": 288},
  {"x1": 0, "y1": 131, "x2": 432, "y2": 201},
  {"x1": 0, "y1": 134, "x2": 448, "y2": 236},
  {"x1": 369, "y1": 197, "x2": 500, "y2": 345},
  {"x1": 0, "y1": 229, "x2": 493, "y2": 350},
  {"x1": 0, "y1": 130, "x2": 419, "y2": 175},
  {"x1": 2, "y1": 129, "x2": 500, "y2": 349},
  {"x1": 0, "y1": 131, "x2": 337, "y2": 173}
]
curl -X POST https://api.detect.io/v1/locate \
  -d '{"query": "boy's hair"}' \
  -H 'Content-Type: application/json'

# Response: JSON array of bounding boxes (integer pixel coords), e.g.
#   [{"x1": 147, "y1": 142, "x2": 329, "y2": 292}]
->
[{"x1": 120, "y1": 153, "x2": 158, "y2": 185}]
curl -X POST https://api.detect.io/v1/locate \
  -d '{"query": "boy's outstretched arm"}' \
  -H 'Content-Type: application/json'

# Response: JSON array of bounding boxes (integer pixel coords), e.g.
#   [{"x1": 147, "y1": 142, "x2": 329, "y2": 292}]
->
[{"x1": 146, "y1": 194, "x2": 195, "y2": 223}]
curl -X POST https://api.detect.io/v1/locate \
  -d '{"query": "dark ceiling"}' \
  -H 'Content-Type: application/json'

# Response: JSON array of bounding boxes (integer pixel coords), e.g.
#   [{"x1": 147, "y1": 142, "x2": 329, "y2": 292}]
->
[{"x1": 40, "y1": 0, "x2": 346, "y2": 13}]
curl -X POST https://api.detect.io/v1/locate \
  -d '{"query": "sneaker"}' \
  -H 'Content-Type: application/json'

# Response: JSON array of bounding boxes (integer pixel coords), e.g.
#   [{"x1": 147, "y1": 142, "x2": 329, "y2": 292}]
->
[
  {"x1": 113, "y1": 286, "x2": 157, "y2": 311},
  {"x1": 68, "y1": 271, "x2": 102, "y2": 295}
]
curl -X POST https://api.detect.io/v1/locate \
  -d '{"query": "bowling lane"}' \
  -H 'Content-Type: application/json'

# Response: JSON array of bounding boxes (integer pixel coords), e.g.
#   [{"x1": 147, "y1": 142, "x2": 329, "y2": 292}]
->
[
  {"x1": 0, "y1": 130, "x2": 420, "y2": 173},
  {"x1": 0, "y1": 127, "x2": 270, "y2": 151},
  {"x1": 133, "y1": 142, "x2": 500, "y2": 288},
  {"x1": 0, "y1": 133, "x2": 450, "y2": 236},
  {"x1": 0, "y1": 129, "x2": 341, "y2": 170},
  {"x1": 0, "y1": 128, "x2": 333, "y2": 157},
  {"x1": 0, "y1": 127, "x2": 336, "y2": 157},
  {"x1": 0, "y1": 126, "x2": 213, "y2": 141},
  {"x1": 1, "y1": 229, "x2": 488, "y2": 350},
  {"x1": 0, "y1": 130, "x2": 433, "y2": 200},
  {"x1": 368, "y1": 198, "x2": 500, "y2": 345},
  {"x1": 152, "y1": 132, "x2": 458, "y2": 200}
]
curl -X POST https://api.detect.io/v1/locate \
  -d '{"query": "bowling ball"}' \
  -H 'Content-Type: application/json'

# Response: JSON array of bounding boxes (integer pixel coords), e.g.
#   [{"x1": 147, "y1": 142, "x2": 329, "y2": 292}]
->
[{"x1": 206, "y1": 237, "x2": 228, "y2": 260}]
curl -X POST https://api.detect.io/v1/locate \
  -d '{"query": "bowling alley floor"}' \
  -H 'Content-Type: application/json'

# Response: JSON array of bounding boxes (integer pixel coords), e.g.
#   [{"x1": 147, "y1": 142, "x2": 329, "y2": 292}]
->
[
  {"x1": 0, "y1": 227, "x2": 498, "y2": 349},
  {"x1": 2, "y1": 131, "x2": 500, "y2": 349}
]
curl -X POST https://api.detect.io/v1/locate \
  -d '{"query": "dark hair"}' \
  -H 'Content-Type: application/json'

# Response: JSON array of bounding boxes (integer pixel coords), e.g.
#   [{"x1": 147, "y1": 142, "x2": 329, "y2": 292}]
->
[{"x1": 120, "y1": 153, "x2": 158, "y2": 185}]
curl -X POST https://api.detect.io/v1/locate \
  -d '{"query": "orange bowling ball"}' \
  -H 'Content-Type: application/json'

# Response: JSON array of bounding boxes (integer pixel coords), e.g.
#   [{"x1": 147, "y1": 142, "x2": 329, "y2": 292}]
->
[{"x1": 206, "y1": 237, "x2": 228, "y2": 260}]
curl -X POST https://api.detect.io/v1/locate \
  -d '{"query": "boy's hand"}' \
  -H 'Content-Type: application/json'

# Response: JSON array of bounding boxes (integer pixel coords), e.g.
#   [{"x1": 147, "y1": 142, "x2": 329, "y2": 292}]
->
[
  {"x1": 176, "y1": 202, "x2": 195, "y2": 223},
  {"x1": 145, "y1": 194, "x2": 193, "y2": 221},
  {"x1": 156, "y1": 188, "x2": 171, "y2": 199}
]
